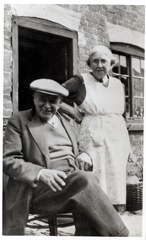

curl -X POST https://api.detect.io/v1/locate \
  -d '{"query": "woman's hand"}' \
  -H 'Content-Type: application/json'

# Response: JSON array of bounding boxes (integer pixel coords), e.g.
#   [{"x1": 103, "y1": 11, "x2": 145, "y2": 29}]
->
[
  {"x1": 76, "y1": 152, "x2": 92, "y2": 171},
  {"x1": 38, "y1": 169, "x2": 67, "y2": 192},
  {"x1": 59, "y1": 102, "x2": 84, "y2": 123}
]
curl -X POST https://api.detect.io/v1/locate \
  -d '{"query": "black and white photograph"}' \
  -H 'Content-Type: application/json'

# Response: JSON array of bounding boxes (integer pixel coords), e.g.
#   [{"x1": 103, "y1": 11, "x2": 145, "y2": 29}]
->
[{"x1": 1, "y1": 1, "x2": 145, "y2": 238}]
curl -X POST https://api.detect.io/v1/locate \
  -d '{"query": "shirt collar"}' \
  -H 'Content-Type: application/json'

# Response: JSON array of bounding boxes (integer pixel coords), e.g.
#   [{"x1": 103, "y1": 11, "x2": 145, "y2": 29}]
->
[
  {"x1": 102, "y1": 75, "x2": 109, "y2": 87},
  {"x1": 90, "y1": 72, "x2": 109, "y2": 87},
  {"x1": 47, "y1": 114, "x2": 59, "y2": 128}
]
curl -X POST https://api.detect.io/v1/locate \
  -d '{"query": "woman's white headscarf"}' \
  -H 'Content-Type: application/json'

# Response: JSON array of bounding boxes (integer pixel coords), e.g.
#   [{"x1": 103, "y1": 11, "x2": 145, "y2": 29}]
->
[{"x1": 87, "y1": 45, "x2": 117, "y2": 66}]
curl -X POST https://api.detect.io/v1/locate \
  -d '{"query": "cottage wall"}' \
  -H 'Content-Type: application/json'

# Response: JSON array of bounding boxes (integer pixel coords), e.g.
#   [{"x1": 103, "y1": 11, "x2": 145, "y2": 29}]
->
[{"x1": 3, "y1": 4, "x2": 145, "y2": 178}]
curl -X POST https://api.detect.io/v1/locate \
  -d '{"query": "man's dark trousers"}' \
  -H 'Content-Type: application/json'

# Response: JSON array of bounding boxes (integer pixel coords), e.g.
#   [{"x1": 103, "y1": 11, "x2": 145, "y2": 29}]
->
[{"x1": 30, "y1": 170, "x2": 129, "y2": 236}]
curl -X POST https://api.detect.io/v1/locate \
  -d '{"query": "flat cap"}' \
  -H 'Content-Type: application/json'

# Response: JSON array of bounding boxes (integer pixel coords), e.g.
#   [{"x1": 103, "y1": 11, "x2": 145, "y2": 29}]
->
[{"x1": 30, "y1": 79, "x2": 69, "y2": 97}]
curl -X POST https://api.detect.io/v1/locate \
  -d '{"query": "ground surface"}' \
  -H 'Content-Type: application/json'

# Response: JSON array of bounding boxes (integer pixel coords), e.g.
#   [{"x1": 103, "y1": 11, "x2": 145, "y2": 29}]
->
[{"x1": 25, "y1": 210, "x2": 143, "y2": 237}]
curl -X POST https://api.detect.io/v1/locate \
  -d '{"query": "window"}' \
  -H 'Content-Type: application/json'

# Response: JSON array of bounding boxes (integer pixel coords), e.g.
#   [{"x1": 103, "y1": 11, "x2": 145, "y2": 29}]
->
[
  {"x1": 12, "y1": 16, "x2": 77, "y2": 112},
  {"x1": 111, "y1": 43, "x2": 144, "y2": 120}
]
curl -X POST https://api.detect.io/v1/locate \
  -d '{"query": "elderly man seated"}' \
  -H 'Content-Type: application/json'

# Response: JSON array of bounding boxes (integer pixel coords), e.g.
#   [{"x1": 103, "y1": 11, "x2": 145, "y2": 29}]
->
[{"x1": 3, "y1": 79, "x2": 129, "y2": 236}]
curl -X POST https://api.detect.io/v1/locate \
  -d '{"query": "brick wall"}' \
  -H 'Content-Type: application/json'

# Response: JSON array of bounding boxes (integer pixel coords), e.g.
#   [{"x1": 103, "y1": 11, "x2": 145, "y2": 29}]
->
[
  {"x1": 59, "y1": 5, "x2": 145, "y2": 73},
  {"x1": 4, "y1": 4, "x2": 13, "y2": 124},
  {"x1": 60, "y1": 5, "x2": 145, "y2": 33},
  {"x1": 128, "y1": 132, "x2": 143, "y2": 179}
]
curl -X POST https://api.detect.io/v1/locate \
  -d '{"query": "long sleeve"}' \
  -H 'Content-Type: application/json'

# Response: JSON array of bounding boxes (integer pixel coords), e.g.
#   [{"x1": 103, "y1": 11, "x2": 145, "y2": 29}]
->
[
  {"x1": 3, "y1": 114, "x2": 43, "y2": 187},
  {"x1": 62, "y1": 75, "x2": 86, "y2": 106}
]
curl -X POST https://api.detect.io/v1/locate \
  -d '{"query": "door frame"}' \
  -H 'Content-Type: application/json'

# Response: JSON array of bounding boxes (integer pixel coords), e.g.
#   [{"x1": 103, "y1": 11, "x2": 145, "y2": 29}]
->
[{"x1": 12, "y1": 16, "x2": 78, "y2": 112}]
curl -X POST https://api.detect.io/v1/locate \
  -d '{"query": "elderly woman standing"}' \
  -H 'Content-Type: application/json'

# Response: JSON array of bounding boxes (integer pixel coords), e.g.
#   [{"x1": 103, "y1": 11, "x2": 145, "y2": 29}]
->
[{"x1": 62, "y1": 45, "x2": 131, "y2": 210}]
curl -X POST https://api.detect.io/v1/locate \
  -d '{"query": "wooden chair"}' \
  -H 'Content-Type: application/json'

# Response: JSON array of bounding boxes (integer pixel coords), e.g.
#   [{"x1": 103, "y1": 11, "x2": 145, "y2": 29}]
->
[{"x1": 26, "y1": 212, "x2": 75, "y2": 236}]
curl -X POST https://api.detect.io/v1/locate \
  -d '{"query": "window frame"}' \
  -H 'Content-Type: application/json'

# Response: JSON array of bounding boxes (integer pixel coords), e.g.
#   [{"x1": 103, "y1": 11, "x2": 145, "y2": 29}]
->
[
  {"x1": 111, "y1": 43, "x2": 144, "y2": 126},
  {"x1": 12, "y1": 16, "x2": 78, "y2": 113}
]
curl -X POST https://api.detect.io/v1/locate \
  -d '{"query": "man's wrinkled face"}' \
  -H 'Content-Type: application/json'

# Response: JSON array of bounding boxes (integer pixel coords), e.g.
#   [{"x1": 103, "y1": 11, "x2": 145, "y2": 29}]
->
[{"x1": 33, "y1": 92, "x2": 62, "y2": 121}]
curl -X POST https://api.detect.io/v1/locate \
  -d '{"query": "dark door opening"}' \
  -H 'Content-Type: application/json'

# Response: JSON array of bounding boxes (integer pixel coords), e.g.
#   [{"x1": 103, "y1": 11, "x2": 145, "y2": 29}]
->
[{"x1": 18, "y1": 26, "x2": 73, "y2": 111}]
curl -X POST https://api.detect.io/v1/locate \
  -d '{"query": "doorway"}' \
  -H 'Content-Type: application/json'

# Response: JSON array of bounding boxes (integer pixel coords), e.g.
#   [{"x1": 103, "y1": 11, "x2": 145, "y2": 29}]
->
[
  {"x1": 12, "y1": 16, "x2": 77, "y2": 112},
  {"x1": 19, "y1": 27, "x2": 73, "y2": 110}
]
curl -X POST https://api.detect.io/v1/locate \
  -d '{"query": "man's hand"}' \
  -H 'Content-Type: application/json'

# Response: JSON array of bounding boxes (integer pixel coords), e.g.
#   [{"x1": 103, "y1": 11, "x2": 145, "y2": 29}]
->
[
  {"x1": 39, "y1": 169, "x2": 67, "y2": 192},
  {"x1": 76, "y1": 152, "x2": 92, "y2": 170}
]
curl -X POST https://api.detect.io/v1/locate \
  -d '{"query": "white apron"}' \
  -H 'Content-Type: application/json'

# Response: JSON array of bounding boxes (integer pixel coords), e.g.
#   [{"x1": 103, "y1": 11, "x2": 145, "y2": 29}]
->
[{"x1": 78, "y1": 73, "x2": 131, "y2": 204}]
